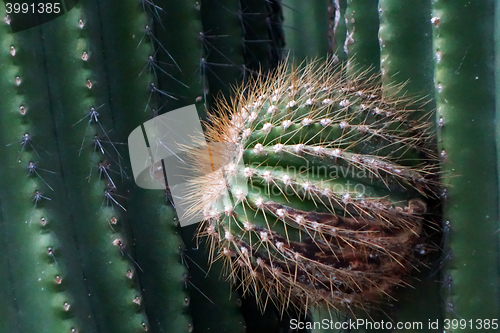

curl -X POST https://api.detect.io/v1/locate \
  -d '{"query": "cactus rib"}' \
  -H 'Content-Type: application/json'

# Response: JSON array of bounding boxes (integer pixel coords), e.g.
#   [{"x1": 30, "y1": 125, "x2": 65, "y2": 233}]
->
[
  {"x1": 186, "y1": 58, "x2": 438, "y2": 317},
  {"x1": 433, "y1": 0, "x2": 500, "y2": 329}
]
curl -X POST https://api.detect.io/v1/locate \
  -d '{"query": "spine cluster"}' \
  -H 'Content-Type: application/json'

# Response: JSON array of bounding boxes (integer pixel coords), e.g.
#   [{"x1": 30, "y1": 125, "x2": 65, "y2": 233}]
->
[{"x1": 188, "y1": 58, "x2": 438, "y2": 314}]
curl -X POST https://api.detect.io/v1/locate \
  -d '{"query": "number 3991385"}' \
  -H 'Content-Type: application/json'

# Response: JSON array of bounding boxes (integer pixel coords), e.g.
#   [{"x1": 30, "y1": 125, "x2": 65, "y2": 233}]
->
[{"x1": 5, "y1": 3, "x2": 61, "y2": 14}]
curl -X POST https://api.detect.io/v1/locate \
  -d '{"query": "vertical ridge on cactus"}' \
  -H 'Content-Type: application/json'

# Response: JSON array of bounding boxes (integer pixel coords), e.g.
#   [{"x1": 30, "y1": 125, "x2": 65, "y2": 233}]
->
[
  {"x1": 377, "y1": 1, "x2": 443, "y2": 326},
  {"x1": 345, "y1": 0, "x2": 380, "y2": 76},
  {"x1": 433, "y1": 0, "x2": 500, "y2": 327},
  {"x1": 41, "y1": 4, "x2": 151, "y2": 331},
  {"x1": 185, "y1": 58, "x2": 439, "y2": 316},
  {"x1": 0, "y1": 11, "x2": 96, "y2": 332},
  {"x1": 281, "y1": 0, "x2": 330, "y2": 62},
  {"x1": 97, "y1": 0, "x2": 197, "y2": 331}
]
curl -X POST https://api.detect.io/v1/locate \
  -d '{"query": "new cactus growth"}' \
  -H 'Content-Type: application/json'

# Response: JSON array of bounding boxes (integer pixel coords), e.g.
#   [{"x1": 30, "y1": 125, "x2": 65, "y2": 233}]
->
[{"x1": 186, "y1": 58, "x2": 439, "y2": 315}]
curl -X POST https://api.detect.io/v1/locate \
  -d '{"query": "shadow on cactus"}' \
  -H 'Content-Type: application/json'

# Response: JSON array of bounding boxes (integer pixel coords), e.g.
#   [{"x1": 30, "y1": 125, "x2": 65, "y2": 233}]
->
[{"x1": 184, "y1": 57, "x2": 440, "y2": 318}]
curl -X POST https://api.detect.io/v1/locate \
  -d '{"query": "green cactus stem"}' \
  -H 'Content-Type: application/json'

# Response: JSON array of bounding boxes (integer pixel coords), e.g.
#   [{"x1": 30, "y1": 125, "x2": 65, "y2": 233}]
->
[
  {"x1": 199, "y1": 0, "x2": 245, "y2": 109},
  {"x1": 378, "y1": 1, "x2": 441, "y2": 330},
  {"x1": 0, "y1": 0, "x2": 248, "y2": 331},
  {"x1": 379, "y1": 0, "x2": 435, "y2": 102},
  {"x1": 331, "y1": 0, "x2": 348, "y2": 64},
  {"x1": 0, "y1": 20, "x2": 92, "y2": 332},
  {"x1": 433, "y1": 0, "x2": 500, "y2": 330},
  {"x1": 41, "y1": 4, "x2": 150, "y2": 331},
  {"x1": 282, "y1": 0, "x2": 330, "y2": 62},
  {"x1": 96, "y1": 0, "x2": 197, "y2": 331},
  {"x1": 345, "y1": 0, "x2": 380, "y2": 75},
  {"x1": 239, "y1": 0, "x2": 283, "y2": 73}
]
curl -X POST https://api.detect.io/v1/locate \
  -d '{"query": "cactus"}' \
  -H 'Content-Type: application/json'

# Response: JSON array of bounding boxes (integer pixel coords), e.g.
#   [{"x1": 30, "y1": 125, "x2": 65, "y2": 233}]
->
[
  {"x1": 185, "y1": 56, "x2": 438, "y2": 316},
  {"x1": 0, "y1": 0, "x2": 499, "y2": 333},
  {"x1": 0, "y1": 0, "x2": 249, "y2": 332},
  {"x1": 434, "y1": 0, "x2": 500, "y2": 330}
]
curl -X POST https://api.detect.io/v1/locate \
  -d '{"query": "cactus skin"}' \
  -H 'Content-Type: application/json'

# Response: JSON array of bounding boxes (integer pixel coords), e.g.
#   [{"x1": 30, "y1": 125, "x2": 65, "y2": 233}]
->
[
  {"x1": 433, "y1": 0, "x2": 500, "y2": 330},
  {"x1": 199, "y1": 0, "x2": 245, "y2": 109},
  {"x1": 379, "y1": 0, "x2": 435, "y2": 101},
  {"x1": 378, "y1": 2, "x2": 443, "y2": 331},
  {"x1": 42, "y1": 4, "x2": 157, "y2": 331},
  {"x1": 0, "y1": 212, "x2": 15, "y2": 333},
  {"x1": 345, "y1": 0, "x2": 380, "y2": 75},
  {"x1": 0, "y1": 0, "x2": 249, "y2": 332},
  {"x1": 96, "y1": 0, "x2": 195, "y2": 331},
  {"x1": 152, "y1": 0, "x2": 207, "y2": 115},
  {"x1": 331, "y1": 0, "x2": 348, "y2": 64},
  {"x1": 282, "y1": 0, "x2": 330, "y2": 62},
  {"x1": 0, "y1": 21, "x2": 90, "y2": 332},
  {"x1": 186, "y1": 58, "x2": 437, "y2": 317},
  {"x1": 239, "y1": 0, "x2": 282, "y2": 73}
]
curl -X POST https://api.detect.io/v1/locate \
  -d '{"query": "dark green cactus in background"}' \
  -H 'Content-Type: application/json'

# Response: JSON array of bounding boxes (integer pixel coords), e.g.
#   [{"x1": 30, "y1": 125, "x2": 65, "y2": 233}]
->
[{"x1": 0, "y1": 1, "x2": 498, "y2": 333}]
